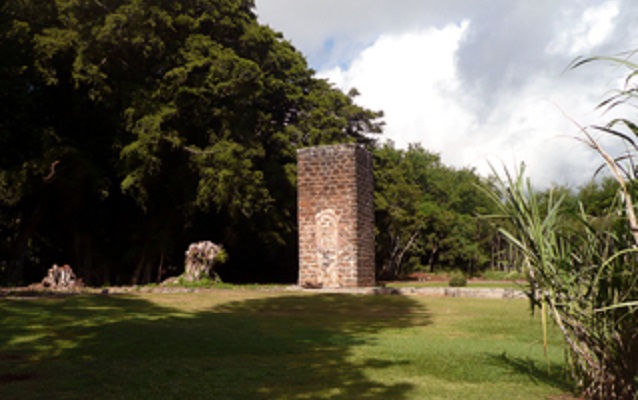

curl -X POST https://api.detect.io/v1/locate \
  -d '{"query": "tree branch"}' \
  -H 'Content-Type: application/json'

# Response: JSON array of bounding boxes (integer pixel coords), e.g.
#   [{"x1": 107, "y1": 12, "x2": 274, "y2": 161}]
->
[{"x1": 43, "y1": 160, "x2": 60, "y2": 182}]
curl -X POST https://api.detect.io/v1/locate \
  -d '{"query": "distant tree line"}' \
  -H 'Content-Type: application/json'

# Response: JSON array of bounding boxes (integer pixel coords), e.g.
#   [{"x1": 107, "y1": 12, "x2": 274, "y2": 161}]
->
[{"x1": 372, "y1": 144, "x2": 626, "y2": 280}]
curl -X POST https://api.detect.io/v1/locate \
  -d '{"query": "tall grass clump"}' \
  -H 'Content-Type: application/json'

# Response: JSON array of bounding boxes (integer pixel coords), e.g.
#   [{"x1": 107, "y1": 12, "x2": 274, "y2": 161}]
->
[
  {"x1": 485, "y1": 52, "x2": 638, "y2": 400},
  {"x1": 487, "y1": 167, "x2": 638, "y2": 399}
]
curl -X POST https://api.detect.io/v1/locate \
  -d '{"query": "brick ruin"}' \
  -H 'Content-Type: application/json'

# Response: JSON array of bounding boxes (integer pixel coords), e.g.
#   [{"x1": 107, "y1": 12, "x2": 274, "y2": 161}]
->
[{"x1": 297, "y1": 144, "x2": 375, "y2": 288}]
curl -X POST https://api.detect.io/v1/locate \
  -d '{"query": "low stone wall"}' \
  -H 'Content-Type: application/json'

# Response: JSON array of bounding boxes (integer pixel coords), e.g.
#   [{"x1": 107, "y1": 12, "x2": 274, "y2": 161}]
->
[{"x1": 291, "y1": 286, "x2": 528, "y2": 299}]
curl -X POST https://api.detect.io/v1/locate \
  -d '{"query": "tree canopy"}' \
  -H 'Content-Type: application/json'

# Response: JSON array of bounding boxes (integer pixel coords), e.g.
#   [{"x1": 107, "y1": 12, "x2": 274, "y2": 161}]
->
[{"x1": 0, "y1": 0, "x2": 382, "y2": 285}]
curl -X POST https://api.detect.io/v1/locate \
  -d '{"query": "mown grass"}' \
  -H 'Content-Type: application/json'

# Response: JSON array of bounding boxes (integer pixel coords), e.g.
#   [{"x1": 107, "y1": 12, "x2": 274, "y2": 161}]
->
[{"x1": 0, "y1": 290, "x2": 574, "y2": 400}]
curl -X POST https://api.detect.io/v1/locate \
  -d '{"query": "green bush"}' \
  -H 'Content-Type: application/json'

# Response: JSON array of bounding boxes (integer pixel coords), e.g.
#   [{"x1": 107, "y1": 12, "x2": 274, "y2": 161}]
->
[
  {"x1": 448, "y1": 272, "x2": 467, "y2": 287},
  {"x1": 504, "y1": 270, "x2": 525, "y2": 280}
]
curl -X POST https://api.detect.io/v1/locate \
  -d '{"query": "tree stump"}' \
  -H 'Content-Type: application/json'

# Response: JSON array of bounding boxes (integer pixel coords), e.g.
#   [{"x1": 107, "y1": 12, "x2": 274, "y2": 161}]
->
[
  {"x1": 42, "y1": 264, "x2": 80, "y2": 289},
  {"x1": 183, "y1": 241, "x2": 224, "y2": 282}
]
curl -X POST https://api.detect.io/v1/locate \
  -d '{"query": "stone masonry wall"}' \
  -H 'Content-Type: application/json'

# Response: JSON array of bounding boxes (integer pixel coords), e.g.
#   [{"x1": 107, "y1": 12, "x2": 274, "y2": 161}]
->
[{"x1": 297, "y1": 144, "x2": 375, "y2": 287}]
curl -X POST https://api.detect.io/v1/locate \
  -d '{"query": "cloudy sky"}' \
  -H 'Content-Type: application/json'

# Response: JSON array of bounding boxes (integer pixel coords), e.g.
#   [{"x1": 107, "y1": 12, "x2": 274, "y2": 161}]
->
[{"x1": 254, "y1": 0, "x2": 638, "y2": 188}]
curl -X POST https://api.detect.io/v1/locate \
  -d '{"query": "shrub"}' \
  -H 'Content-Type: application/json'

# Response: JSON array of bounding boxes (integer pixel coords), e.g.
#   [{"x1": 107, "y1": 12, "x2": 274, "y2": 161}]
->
[
  {"x1": 504, "y1": 270, "x2": 524, "y2": 280},
  {"x1": 448, "y1": 272, "x2": 467, "y2": 287}
]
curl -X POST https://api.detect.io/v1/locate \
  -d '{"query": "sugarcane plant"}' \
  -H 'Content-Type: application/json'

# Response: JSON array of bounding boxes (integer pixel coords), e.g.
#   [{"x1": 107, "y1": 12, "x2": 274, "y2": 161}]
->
[
  {"x1": 485, "y1": 51, "x2": 638, "y2": 400},
  {"x1": 486, "y1": 164, "x2": 637, "y2": 399}
]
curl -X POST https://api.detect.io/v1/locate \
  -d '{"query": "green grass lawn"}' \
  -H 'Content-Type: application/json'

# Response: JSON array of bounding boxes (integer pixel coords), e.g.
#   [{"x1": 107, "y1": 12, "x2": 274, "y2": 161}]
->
[{"x1": 0, "y1": 290, "x2": 574, "y2": 400}]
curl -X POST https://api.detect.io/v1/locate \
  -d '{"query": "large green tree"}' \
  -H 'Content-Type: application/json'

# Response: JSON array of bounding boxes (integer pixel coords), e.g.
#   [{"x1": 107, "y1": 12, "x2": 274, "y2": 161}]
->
[
  {"x1": 0, "y1": 0, "x2": 382, "y2": 285},
  {"x1": 373, "y1": 142, "x2": 496, "y2": 278}
]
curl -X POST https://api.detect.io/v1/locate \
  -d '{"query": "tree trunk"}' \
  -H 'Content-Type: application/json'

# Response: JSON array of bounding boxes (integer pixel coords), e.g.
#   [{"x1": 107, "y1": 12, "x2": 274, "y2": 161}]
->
[
  {"x1": 183, "y1": 241, "x2": 223, "y2": 282},
  {"x1": 42, "y1": 264, "x2": 80, "y2": 289},
  {"x1": 428, "y1": 242, "x2": 439, "y2": 273},
  {"x1": 6, "y1": 206, "x2": 45, "y2": 284}
]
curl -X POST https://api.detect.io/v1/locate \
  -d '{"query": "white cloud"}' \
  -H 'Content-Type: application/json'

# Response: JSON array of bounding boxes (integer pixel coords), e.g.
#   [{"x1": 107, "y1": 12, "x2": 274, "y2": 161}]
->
[
  {"x1": 460, "y1": 77, "x2": 606, "y2": 187},
  {"x1": 318, "y1": 20, "x2": 622, "y2": 188},
  {"x1": 547, "y1": 0, "x2": 620, "y2": 56},
  {"x1": 254, "y1": 0, "x2": 472, "y2": 68},
  {"x1": 319, "y1": 21, "x2": 474, "y2": 151},
  {"x1": 256, "y1": 0, "x2": 637, "y2": 189}
]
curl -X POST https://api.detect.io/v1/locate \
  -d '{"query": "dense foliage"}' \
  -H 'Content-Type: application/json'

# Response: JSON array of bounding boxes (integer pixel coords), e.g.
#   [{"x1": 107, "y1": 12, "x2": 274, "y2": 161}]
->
[
  {"x1": 0, "y1": 0, "x2": 382, "y2": 285},
  {"x1": 373, "y1": 143, "x2": 498, "y2": 278}
]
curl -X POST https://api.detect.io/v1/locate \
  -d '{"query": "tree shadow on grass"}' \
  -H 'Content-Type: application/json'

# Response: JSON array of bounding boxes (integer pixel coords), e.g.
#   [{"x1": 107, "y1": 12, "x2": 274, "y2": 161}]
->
[
  {"x1": 0, "y1": 292, "x2": 431, "y2": 400},
  {"x1": 486, "y1": 352, "x2": 575, "y2": 395}
]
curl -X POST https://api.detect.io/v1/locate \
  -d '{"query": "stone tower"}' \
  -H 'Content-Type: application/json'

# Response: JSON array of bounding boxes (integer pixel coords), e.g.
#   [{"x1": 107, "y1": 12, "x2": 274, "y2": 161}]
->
[{"x1": 297, "y1": 143, "x2": 375, "y2": 287}]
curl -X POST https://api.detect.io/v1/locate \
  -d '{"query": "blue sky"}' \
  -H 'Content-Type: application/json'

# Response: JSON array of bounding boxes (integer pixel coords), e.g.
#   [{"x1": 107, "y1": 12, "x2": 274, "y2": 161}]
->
[{"x1": 255, "y1": 0, "x2": 638, "y2": 188}]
